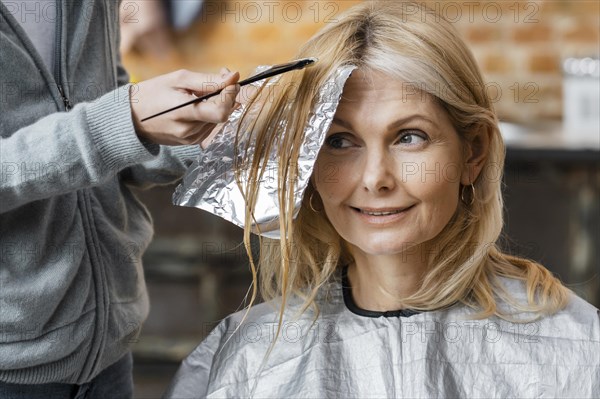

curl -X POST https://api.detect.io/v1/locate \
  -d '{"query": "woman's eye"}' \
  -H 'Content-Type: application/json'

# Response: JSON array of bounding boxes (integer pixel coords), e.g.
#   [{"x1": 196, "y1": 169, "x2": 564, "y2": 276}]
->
[
  {"x1": 397, "y1": 131, "x2": 427, "y2": 145},
  {"x1": 325, "y1": 134, "x2": 354, "y2": 149}
]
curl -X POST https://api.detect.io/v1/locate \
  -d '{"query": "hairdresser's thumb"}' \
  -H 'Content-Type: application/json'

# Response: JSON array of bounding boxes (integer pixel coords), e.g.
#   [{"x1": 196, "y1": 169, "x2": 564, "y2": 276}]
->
[{"x1": 176, "y1": 69, "x2": 239, "y2": 96}]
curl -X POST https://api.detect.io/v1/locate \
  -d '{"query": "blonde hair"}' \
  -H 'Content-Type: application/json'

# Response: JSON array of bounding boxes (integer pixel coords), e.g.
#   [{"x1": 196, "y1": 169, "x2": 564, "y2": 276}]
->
[{"x1": 236, "y1": 1, "x2": 569, "y2": 327}]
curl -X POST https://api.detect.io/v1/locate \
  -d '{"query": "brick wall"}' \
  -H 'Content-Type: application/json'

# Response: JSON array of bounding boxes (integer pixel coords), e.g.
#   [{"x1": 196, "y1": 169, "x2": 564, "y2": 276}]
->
[
  {"x1": 452, "y1": 0, "x2": 599, "y2": 121},
  {"x1": 122, "y1": 0, "x2": 599, "y2": 123}
]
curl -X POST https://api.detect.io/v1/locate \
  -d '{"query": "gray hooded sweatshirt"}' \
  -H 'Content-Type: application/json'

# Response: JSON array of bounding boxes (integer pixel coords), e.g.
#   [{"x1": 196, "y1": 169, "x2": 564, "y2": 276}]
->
[{"x1": 0, "y1": 0, "x2": 200, "y2": 384}]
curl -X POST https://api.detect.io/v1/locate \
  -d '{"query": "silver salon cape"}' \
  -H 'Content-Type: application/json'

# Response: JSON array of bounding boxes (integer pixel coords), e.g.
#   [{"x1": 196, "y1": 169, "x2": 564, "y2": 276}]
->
[{"x1": 165, "y1": 274, "x2": 600, "y2": 398}]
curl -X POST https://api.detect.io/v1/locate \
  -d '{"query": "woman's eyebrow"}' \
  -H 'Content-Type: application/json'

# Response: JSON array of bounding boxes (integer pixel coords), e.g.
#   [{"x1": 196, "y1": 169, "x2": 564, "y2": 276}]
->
[
  {"x1": 387, "y1": 114, "x2": 439, "y2": 130},
  {"x1": 331, "y1": 114, "x2": 440, "y2": 133},
  {"x1": 331, "y1": 117, "x2": 354, "y2": 131}
]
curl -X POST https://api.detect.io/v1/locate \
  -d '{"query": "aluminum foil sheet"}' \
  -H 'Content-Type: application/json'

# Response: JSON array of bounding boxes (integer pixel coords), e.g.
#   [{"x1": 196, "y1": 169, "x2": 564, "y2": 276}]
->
[
  {"x1": 173, "y1": 65, "x2": 356, "y2": 238},
  {"x1": 164, "y1": 275, "x2": 600, "y2": 398}
]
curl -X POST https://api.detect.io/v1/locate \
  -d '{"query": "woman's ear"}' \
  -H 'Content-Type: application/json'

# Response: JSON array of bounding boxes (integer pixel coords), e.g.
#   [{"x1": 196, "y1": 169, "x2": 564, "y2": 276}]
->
[{"x1": 461, "y1": 126, "x2": 491, "y2": 185}]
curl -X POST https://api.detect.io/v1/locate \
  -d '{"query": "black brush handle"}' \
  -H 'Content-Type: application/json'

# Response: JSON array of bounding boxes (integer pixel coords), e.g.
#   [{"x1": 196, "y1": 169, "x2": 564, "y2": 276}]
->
[{"x1": 141, "y1": 57, "x2": 317, "y2": 122}]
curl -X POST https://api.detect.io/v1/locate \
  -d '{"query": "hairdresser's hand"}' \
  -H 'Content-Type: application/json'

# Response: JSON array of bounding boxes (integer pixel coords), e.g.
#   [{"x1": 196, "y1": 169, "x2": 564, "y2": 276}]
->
[
  {"x1": 130, "y1": 68, "x2": 240, "y2": 146},
  {"x1": 199, "y1": 84, "x2": 259, "y2": 149}
]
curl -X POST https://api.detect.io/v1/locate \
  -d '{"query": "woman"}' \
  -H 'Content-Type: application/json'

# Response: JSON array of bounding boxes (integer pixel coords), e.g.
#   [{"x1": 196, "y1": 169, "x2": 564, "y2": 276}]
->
[{"x1": 166, "y1": 2, "x2": 600, "y2": 397}]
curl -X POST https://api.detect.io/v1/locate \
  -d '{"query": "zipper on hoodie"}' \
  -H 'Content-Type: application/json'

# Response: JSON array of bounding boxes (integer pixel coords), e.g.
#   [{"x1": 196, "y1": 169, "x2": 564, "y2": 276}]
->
[
  {"x1": 54, "y1": 0, "x2": 71, "y2": 111},
  {"x1": 57, "y1": 84, "x2": 72, "y2": 111}
]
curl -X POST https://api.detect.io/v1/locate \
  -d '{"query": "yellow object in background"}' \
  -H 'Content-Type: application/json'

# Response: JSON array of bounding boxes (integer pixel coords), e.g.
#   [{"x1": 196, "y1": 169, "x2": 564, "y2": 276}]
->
[{"x1": 129, "y1": 73, "x2": 139, "y2": 84}]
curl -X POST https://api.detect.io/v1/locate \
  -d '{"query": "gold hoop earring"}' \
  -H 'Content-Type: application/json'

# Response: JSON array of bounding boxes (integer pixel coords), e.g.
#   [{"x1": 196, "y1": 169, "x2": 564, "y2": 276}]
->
[
  {"x1": 309, "y1": 192, "x2": 321, "y2": 213},
  {"x1": 461, "y1": 183, "x2": 475, "y2": 206}
]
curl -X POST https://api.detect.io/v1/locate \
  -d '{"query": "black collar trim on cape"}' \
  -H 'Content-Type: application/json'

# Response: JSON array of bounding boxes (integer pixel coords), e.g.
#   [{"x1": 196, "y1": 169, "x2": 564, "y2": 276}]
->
[{"x1": 341, "y1": 265, "x2": 421, "y2": 318}]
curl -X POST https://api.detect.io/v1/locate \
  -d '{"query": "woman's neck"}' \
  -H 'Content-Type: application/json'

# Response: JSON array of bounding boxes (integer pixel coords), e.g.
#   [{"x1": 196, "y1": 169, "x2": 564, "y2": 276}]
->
[{"x1": 347, "y1": 246, "x2": 427, "y2": 312}]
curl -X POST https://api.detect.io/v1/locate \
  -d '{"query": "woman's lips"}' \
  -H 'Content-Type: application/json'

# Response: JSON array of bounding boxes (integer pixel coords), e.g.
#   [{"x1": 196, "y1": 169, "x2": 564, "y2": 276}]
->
[{"x1": 350, "y1": 205, "x2": 415, "y2": 224}]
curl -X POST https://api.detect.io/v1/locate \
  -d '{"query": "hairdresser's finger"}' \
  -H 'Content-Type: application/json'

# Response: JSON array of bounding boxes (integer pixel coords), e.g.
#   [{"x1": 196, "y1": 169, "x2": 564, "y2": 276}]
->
[
  {"x1": 220, "y1": 67, "x2": 231, "y2": 78},
  {"x1": 189, "y1": 84, "x2": 240, "y2": 123},
  {"x1": 163, "y1": 121, "x2": 211, "y2": 145},
  {"x1": 214, "y1": 83, "x2": 240, "y2": 110},
  {"x1": 187, "y1": 123, "x2": 226, "y2": 146},
  {"x1": 175, "y1": 69, "x2": 239, "y2": 96},
  {"x1": 220, "y1": 71, "x2": 240, "y2": 89},
  {"x1": 181, "y1": 123, "x2": 218, "y2": 145}
]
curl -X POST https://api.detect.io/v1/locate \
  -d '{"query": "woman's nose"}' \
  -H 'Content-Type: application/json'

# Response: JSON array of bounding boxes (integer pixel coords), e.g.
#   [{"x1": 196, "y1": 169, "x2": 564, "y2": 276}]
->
[{"x1": 361, "y1": 149, "x2": 396, "y2": 193}]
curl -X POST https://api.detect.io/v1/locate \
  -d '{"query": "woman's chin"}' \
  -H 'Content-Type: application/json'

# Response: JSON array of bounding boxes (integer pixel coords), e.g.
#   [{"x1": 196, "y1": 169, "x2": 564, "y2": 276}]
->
[{"x1": 352, "y1": 238, "x2": 423, "y2": 258}]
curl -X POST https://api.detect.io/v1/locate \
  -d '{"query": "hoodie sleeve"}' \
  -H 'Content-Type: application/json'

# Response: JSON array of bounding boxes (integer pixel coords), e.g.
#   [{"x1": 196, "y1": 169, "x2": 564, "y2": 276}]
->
[{"x1": 0, "y1": 87, "x2": 159, "y2": 214}]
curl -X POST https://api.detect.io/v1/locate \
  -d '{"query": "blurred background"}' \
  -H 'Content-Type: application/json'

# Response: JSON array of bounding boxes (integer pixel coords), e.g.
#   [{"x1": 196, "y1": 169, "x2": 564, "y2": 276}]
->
[{"x1": 119, "y1": 1, "x2": 600, "y2": 397}]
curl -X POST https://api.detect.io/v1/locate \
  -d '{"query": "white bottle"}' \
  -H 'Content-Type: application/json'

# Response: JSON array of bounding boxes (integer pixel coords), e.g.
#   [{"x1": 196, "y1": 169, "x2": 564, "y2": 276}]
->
[{"x1": 563, "y1": 57, "x2": 600, "y2": 139}]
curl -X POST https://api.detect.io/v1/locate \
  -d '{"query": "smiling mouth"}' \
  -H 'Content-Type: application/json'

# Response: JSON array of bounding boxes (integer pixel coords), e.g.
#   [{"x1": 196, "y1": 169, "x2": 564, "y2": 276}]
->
[{"x1": 351, "y1": 206, "x2": 414, "y2": 216}]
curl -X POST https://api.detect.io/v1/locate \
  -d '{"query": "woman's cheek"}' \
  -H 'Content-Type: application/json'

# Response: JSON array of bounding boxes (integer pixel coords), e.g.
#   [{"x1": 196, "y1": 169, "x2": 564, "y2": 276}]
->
[
  {"x1": 398, "y1": 152, "x2": 459, "y2": 186},
  {"x1": 315, "y1": 156, "x2": 353, "y2": 195}
]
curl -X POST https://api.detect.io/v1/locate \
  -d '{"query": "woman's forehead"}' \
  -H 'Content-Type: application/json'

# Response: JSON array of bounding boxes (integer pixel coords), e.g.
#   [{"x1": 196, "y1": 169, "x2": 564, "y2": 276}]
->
[
  {"x1": 339, "y1": 69, "x2": 435, "y2": 105},
  {"x1": 333, "y1": 69, "x2": 456, "y2": 133}
]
